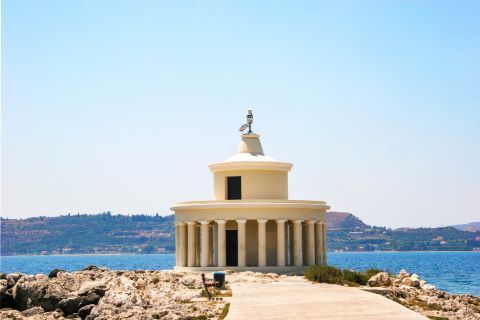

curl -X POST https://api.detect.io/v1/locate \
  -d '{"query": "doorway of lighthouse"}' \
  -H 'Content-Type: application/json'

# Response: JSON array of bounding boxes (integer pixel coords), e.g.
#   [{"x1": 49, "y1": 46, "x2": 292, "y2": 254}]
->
[{"x1": 226, "y1": 230, "x2": 238, "y2": 266}]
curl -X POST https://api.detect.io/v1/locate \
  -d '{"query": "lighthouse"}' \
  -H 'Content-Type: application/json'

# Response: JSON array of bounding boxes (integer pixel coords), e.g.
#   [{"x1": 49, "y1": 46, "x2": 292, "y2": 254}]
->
[{"x1": 171, "y1": 110, "x2": 329, "y2": 271}]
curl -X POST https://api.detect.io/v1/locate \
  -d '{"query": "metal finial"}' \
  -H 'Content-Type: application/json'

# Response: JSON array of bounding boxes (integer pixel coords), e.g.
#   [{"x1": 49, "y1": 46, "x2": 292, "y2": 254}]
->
[{"x1": 239, "y1": 109, "x2": 254, "y2": 133}]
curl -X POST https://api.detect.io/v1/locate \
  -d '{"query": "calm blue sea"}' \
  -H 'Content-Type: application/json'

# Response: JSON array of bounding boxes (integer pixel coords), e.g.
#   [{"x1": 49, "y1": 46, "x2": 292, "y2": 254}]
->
[{"x1": 1, "y1": 252, "x2": 478, "y2": 296}]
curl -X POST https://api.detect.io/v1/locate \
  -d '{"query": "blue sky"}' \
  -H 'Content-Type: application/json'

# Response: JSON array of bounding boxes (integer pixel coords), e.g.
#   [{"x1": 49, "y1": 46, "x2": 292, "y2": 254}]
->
[{"x1": 2, "y1": 0, "x2": 479, "y2": 227}]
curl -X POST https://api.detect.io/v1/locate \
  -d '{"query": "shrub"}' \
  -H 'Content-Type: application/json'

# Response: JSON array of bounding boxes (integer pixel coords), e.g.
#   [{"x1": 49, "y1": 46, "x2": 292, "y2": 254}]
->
[
  {"x1": 304, "y1": 265, "x2": 344, "y2": 284},
  {"x1": 304, "y1": 266, "x2": 383, "y2": 286},
  {"x1": 343, "y1": 269, "x2": 368, "y2": 285},
  {"x1": 364, "y1": 268, "x2": 384, "y2": 279}
]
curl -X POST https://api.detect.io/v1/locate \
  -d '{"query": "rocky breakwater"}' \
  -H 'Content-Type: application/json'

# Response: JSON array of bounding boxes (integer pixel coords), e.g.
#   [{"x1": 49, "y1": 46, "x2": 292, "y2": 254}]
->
[
  {"x1": 0, "y1": 266, "x2": 228, "y2": 320},
  {"x1": 364, "y1": 269, "x2": 480, "y2": 320}
]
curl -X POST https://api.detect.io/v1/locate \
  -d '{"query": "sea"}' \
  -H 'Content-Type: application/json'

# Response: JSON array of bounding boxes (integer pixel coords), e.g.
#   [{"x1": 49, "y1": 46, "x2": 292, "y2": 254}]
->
[{"x1": 1, "y1": 251, "x2": 478, "y2": 296}]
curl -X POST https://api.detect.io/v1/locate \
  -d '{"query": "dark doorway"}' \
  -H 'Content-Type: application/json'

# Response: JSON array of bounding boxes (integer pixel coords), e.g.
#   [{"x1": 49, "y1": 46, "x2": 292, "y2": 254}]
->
[
  {"x1": 226, "y1": 230, "x2": 238, "y2": 266},
  {"x1": 227, "y1": 176, "x2": 241, "y2": 200}
]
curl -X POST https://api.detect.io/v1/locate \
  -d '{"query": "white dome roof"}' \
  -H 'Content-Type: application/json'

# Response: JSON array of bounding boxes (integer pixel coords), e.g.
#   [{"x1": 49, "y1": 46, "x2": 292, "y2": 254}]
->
[
  {"x1": 223, "y1": 152, "x2": 277, "y2": 162},
  {"x1": 208, "y1": 133, "x2": 292, "y2": 172}
]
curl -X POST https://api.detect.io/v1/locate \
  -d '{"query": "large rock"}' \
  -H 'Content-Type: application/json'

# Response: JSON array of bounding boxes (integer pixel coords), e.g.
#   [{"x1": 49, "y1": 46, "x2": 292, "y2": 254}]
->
[
  {"x1": 392, "y1": 278, "x2": 402, "y2": 286},
  {"x1": 0, "y1": 279, "x2": 7, "y2": 294},
  {"x1": 58, "y1": 297, "x2": 84, "y2": 315},
  {"x1": 49, "y1": 268, "x2": 66, "y2": 278},
  {"x1": 402, "y1": 276, "x2": 420, "y2": 287},
  {"x1": 78, "y1": 304, "x2": 95, "y2": 320},
  {"x1": 0, "y1": 291, "x2": 16, "y2": 308},
  {"x1": 82, "y1": 265, "x2": 99, "y2": 271},
  {"x1": 13, "y1": 274, "x2": 71, "y2": 311},
  {"x1": 83, "y1": 292, "x2": 101, "y2": 304},
  {"x1": 21, "y1": 306, "x2": 44, "y2": 317},
  {"x1": 367, "y1": 272, "x2": 392, "y2": 287},
  {"x1": 422, "y1": 284, "x2": 436, "y2": 290},
  {"x1": 6, "y1": 272, "x2": 23, "y2": 288},
  {"x1": 398, "y1": 269, "x2": 409, "y2": 280},
  {"x1": 77, "y1": 280, "x2": 108, "y2": 297}
]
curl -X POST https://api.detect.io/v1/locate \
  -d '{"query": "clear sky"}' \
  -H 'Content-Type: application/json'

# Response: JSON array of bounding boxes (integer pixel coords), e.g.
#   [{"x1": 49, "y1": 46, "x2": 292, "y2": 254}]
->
[{"x1": 2, "y1": 0, "x2": 479, "y2": 228}]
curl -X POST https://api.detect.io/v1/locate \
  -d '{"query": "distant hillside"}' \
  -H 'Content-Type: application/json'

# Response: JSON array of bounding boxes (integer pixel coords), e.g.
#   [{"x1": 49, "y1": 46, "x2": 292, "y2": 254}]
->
[
  {"x1": 1, "y1": 213, "x2": 175, "y2": 256},
  {"x1": 1, "y1": 212, "x2": 479, "y2": 255},
  {"x1": 452, "y1": 222, "x2": 480, "y2": 232},
  {"x1": 327, "y1": 212, "x2": 368, "y2": 229}
]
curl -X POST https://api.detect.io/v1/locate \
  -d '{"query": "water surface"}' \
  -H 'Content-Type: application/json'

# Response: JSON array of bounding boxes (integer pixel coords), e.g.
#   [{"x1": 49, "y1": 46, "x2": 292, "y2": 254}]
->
[{"x1": 1, "y1": 251, "x2": 478, "y2": 296}]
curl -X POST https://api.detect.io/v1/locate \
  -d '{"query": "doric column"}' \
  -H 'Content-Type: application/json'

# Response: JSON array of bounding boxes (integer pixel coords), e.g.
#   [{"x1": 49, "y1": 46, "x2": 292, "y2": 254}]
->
[
  {"x1": 212, "y1": 224, "x2": 218, "y2": 266},
  {"x1": 293, "y1": 220, "x2": 303, "y2": 266},
  {"x1": 186, "y1": 221, "x2": 196, "y2": 267},
  {"x1": 195, "y1": 224, "x2": 200, "y2": 266},
  {"x1": 315, "y1": 221, "x2": 324, "y2": 265},
  {"x1": 322, "y1": 222, "x2": 327, "y2": 265},
  {"x1": 215, "y1": 220, "x2": 226, "y2": 267},
  {"x1": 306, "y1": 220, "x2": 316, "y2": 266},
  {"x1": 288, "y1": 222, "x2": 293, "y2": 265},
  {"x1": 236, "y1": 219, "x2": 247, "y2": 267},
  {"x1": 208, "y1": 224, "x2": 214, "y2": 266},
  {"x1": 177, "y1": 222, "x2": 187, "y2": 267},
  {"x1": 175, "y1": 223, "x2": 179, "y2": 266},
  {"x1": 276, "y1": 219, "x2": 287, "y2": 266},
  {"x1": 257, "y1": 219, "x2": 268, "y2": 267},
  {"x1": 200, "y1": 221, "x2": 211, "y2": 267}
]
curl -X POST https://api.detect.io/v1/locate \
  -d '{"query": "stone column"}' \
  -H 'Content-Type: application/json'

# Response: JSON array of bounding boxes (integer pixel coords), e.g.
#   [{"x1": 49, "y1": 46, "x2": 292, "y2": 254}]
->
[
  {"x1": 177, "y1": 222, "x2": 187, "y2": 267},
  {"x1": 175, "y1": 223, "x2": 179, "y2": 266},
  {"x1": 257, "y1": 219, "x2": 268, "y2": 267},
  {"x1": 212, "y1": 224, "x2": 218, "y2": 266},
  {"x1": 200, "y1": 221, "x2": 211, "y2": 267},
  {"x1": 208, "y1": 224, "x2": 214, "y2": 266},
  {"x1": 288, "y1": 222, "x2": 293, "y2": 266},
  {"x1": 186, "y1": 221, "x2": 196, "y2": 267},
  {"x1": 276, "y1": 219, "x2": 287, "y2": 266},
  {"x1": 236, "y1": 219, "x2": 247, "y2": 267},
  {"x1": 293, "y1": 220, "x2": 303, "y2": 266},
  {"x1": 216, "y1": 220, "x2": 226, "y2": 267},
  {"x1": 195, "y1": 224, "x2": 200, "y2": 266},
  {"x1": 306, "y1": 220, "x2": 316, "y2": 266},
  {"x1": 315, "y1": 221, "x2": 324, "y2": 265},
  {"x1": 322, "y1": 222, "x2": 327, "y2": 265}
]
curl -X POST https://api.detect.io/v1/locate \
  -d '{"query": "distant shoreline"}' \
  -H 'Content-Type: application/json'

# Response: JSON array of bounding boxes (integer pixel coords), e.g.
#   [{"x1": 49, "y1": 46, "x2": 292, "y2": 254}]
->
[
  {"x1": 1, "y1": 250, "x2": 479, "y2": 258},
  {"x1": 0, "y1": 252, "x2": 175, "y2": 257}
]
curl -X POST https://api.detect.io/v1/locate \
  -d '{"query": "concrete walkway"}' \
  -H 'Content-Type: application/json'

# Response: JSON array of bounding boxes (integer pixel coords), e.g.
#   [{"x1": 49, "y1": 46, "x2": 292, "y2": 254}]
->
[{"x1": 226, "y1": 277, "x2": 427, "y2": 320}]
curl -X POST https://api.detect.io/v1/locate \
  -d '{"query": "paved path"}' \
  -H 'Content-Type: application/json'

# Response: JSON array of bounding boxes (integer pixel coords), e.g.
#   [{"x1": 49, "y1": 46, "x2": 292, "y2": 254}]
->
[{"x1": 226, "y1": 277, "x2": 427, "y2": 320}]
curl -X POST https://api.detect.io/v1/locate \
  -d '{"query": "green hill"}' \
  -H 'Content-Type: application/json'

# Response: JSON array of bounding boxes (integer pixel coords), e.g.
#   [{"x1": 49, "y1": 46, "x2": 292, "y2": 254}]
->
[
  {"x1": 1, "y1": 212, "x2": 479, "y2": 255},
  {"x1": 1, "y1": 212, "x2": 175, "y2": 256}
]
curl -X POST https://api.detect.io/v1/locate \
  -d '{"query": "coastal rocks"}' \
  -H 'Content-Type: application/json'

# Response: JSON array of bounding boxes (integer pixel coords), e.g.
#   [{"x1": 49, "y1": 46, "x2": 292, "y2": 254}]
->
[
  {"x1": 422, "y1": 284, "x2": 436, "y2": 290},
  {"x1": 7, "y1": 272, "x2": 24, "y2": 287},
  {"x1": 398, "y1": 269, "x2": 409, "y2": 280},
  {"x1": 0, "y1": 279, "x2": 7, "y2": 294},
  {"x1": 82, "y1": 265, "x2": 99, "y2": 271},
  {"x1": 367, "y1": 272, "x2": 391, "y2": 287},
  {"x1": 1, "y1": 272, "x2": 26, "y2": 309},
  {"x1": 0, "y1": 308, "x2": 67, "y2": 320},
  {"x1": 364, "y1": 269, "x2": 480, "y2": 320},
  {"x1": 12, "y1": 274, "x2": 70, "y2": 311},
  {"x1": 58, "y1": 297, "x2": 84, "y2": 315},
  {"x1": 402, "y1": 276, "x2": 420, "y2": 287},
  {"x1": 48, "y1": 269, "x2": 66, "y2": 279},
  {"x1": 1, "y1": 268, "x2": 229, "y2": 320},
  {"x1": 21, "y1": 306, "x2": 45, "y2": 317},
  {"x1": 78, "y1": 304, "x2": 95, "y2": 319}
]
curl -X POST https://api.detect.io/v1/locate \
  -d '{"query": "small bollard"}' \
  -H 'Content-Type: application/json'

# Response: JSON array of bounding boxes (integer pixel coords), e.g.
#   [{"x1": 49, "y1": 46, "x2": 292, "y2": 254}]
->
[{"x1": 213, "y1": 271, "x2": 225, "y2": 288}]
